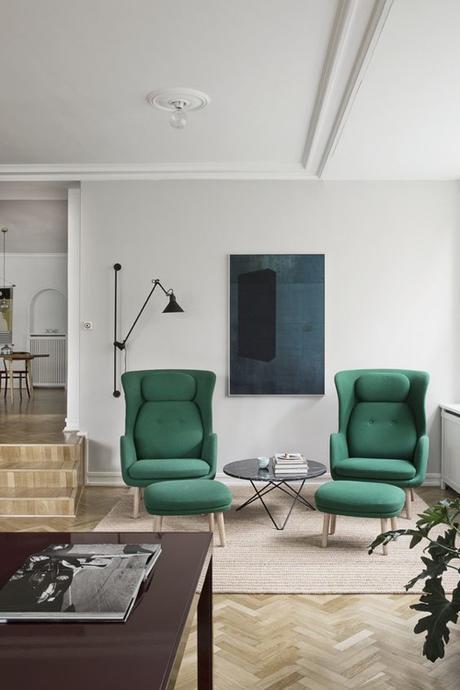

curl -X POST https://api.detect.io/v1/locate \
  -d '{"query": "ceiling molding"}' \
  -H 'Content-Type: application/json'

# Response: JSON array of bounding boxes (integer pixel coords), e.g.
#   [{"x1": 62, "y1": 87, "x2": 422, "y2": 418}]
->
[
  {"x1": 0, "y1": 163, "x2": 317, "y2": 182},
  {"x1": 301, "y1": 0, "x2": 394, "y2": 177},
  {"x1": 302, "y1": 0, "x2": 356, "y2": 172},
  {"x1": 317, "y1": 0, "x2": 394, "y2": 177},
  {"x1": 1, "y1": 253, "x2": 67, "y2": 258}
]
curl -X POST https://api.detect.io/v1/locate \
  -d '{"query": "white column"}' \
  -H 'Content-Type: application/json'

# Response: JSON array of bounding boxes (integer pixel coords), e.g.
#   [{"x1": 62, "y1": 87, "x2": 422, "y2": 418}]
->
[{"x1": 65, "y1": 186, "x2": 81, "y2": 431}]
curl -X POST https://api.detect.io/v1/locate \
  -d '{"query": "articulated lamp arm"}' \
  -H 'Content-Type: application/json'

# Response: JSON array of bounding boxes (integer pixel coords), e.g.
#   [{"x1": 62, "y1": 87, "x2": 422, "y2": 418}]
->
[
  {"x1": 112, "y1": 263, "x2": 183, "y2": 397},
  {"x1": 114, "y1": 279, "x2": 164, "y2": 351}
]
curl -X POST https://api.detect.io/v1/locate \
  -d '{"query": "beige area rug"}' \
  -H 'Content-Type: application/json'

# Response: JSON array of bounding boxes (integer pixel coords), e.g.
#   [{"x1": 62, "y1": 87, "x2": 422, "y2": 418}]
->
[{"x1": 94, "y1": 485, "x2": 458, "y2": 594}]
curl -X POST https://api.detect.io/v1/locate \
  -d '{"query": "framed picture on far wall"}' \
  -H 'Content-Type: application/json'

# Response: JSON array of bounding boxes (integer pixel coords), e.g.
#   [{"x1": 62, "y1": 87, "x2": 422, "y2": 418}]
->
[{"x1": 229, "y1": 254, "x2": 325, "y2": 395}]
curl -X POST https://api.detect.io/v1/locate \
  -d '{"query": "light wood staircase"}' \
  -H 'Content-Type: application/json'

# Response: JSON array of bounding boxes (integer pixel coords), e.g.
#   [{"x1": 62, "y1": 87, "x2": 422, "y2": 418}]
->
[{"x1": 0, "y1": 434, "x2": 84, "y2": 517}]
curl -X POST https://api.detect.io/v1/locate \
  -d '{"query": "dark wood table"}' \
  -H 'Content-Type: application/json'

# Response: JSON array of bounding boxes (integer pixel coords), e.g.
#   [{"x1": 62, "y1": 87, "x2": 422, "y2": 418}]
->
[{"x1": 0, "y1": 532, "x2": 213, "y2": 690}]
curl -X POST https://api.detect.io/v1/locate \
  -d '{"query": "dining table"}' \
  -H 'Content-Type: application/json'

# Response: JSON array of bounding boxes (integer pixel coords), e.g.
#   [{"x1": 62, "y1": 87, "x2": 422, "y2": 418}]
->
[{"x1": 1, "y1": 352, "x2": 49, "y2": 403}]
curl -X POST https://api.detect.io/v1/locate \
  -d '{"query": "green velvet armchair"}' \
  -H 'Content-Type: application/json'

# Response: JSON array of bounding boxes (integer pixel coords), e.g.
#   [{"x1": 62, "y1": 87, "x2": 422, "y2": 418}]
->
[
  {"x1": 120, "y1": 369, "x2": 217, "y2": 517},
  {"x1": 330, "y1": 369, "x2": 429, "y2": 518}
]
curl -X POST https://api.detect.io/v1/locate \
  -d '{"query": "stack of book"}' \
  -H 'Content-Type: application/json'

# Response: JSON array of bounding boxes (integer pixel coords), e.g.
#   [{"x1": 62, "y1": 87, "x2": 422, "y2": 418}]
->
[{"x1": 273, "y1": 452, "x2": 309, "y2": 476}]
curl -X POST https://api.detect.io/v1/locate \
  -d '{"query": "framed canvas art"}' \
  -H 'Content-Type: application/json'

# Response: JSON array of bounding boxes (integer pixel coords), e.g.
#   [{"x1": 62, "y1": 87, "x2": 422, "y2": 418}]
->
[{"x1": 229, "y1": 254, "x2": 324, "y2": 395}]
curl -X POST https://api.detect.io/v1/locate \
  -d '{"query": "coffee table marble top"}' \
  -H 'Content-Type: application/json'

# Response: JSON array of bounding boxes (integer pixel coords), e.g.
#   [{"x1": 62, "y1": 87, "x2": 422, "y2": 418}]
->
[{"x1": 223, "y1": 457, "x2": 327, "y2": 482}]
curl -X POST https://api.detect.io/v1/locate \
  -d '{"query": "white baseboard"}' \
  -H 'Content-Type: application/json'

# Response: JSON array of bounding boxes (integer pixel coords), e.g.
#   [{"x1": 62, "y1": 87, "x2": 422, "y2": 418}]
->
[
  {"x1": 85, "y1": 470, "x2": 442, "y2": 488},
  {"x1": 216, "y1": 471, "x2": 442, "y2": 487},
  {"x1": 423, "y1": 473, "x2": 441, "y2": 487},
  {"x1": 64, "y1": 419, "x2": 80, "y2": 432},
  {"x1": 86, "y1": 471, "x2": 124, "y2": 486}
]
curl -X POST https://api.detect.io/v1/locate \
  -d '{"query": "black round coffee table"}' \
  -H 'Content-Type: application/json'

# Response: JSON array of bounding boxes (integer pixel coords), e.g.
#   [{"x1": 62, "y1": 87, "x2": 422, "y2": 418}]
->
[{"x1": 223, "y1": 458, "x2": 327, "y2": 530}]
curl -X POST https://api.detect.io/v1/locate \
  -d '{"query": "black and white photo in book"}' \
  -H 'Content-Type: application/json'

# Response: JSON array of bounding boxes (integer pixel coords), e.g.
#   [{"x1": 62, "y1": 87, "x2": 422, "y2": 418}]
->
[{"x1": 0, "y1": 543, "x2": 161, "y2": 623}]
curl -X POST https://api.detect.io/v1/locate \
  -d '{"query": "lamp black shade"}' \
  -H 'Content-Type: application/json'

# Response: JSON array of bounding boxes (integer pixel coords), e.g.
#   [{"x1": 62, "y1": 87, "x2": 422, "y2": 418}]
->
[{"x1": 163, "y1": 293, "x2": 184, "y2": 313}]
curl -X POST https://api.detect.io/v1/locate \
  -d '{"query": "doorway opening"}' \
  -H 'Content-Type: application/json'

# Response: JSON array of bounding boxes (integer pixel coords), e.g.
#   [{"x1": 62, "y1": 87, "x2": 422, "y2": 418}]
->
[{"x1": 0, "y1": 181, "x2": 71, "y2": 439}]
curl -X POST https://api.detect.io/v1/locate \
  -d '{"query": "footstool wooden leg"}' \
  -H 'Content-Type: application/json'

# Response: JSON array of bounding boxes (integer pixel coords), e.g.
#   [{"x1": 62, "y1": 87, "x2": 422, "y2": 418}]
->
[
  {"x1": 321, "y1": 514, "x2": 330, "y2": 547},
  {"x1": 208, "y1": 513, "x2": 215, "y2": 533},
  {"x1": 410, "y1": 487, "x2": 415, "y2": 502},
  {"x1": 405, "y1": 489, "x2": 411, "y2": 519},
  {"x1": 380, "y1": 518, "x2": 389, "y2": 555},
  {"x1": 329, "y1": 514, "x2": 336, "y2": 535},
  {"x1": 216, "y1": 512, "x2": 226, "y2": 547},
  {"x1": 132, "y1": 487, "x2": 140, "y2": 519},
  {"x1": 391, "y1": 517, "x2": 397, "y2": 531},
  {"x1": 153, "y1": 516, "x2": 164, "y2": 532}
]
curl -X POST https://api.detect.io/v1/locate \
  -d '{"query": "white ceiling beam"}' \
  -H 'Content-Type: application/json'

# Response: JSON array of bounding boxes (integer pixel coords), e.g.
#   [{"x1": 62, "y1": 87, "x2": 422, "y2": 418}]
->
[
  {"x1": 302, "y1": 0, "x2": 394, "y2": 178},
  {"x1": 302, "y1": 0, "x2": 357, "y2": 172}
]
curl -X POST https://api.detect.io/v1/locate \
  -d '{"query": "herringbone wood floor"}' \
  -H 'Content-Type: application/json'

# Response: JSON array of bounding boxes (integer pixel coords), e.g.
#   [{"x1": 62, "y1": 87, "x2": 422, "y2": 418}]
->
[
  {"x1": 0, "y1": 487, "x2": 458, "y2": 688},
  {"x1": 175, "y1": 594, "x2": 460, "y2": 690}
]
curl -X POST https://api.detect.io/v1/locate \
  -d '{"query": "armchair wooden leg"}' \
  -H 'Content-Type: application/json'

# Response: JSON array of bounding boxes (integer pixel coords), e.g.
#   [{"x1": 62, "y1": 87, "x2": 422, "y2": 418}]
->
[
  {"x1": 329, "y1": 514, "x2": 336, "y2": 535},
  {"x1": 216, "y1": 512, "x2": 226, "y2": 547},
  {"x1": 405, "y1": 488, "x2": 411, "y2": 519},
  {"x1": 132, "y1": 486, "x2": 140, "y2": 519},
  {"x1": 208, "y1": 513, "x2": 215, "y2": 533},
  {"x1": 391, "y1": 517, "x2": 398, "y2": 531},
  {"x1": 321, "y1": 514, "x2": 330, "y2": 547},
  {"x1": 410, "y1": 487, "x2": 415, "y2": 502},
  {"x1": 380, "y1": 518, "x2": 389, "y2": 555},
  {"x1": 153, "y1": 516, "x2": 163, "y2": 532}
]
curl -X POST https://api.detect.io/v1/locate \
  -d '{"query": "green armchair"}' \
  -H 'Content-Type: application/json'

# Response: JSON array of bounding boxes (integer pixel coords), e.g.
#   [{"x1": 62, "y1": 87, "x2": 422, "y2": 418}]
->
[
  {"x1": 120, "y1": 369, "x2": 217, "y2": 517},
  {"x1": 330, "y1": 369, "x2": 429, "y2": 518}
]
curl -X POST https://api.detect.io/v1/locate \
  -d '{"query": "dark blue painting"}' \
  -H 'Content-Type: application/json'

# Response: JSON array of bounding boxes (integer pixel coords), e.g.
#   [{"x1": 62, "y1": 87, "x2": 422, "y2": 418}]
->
[{"x1": 229, "y1": 255, "x2": 324, "y2": 395}]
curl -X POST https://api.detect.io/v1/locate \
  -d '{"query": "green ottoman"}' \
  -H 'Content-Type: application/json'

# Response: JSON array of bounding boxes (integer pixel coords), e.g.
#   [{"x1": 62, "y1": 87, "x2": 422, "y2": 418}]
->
[
  {"x1": 315, "y1": 480, "x2": 405, "y2": 555},
  {"x1": 144, "y1": 479, "x2": 232, "y2": 546}
]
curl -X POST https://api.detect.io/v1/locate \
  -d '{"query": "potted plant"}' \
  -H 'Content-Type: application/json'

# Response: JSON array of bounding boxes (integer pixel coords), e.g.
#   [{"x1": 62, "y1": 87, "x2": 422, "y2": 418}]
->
[{"x1": 369, "y1": 498, "x2": 460, "y2": 662}]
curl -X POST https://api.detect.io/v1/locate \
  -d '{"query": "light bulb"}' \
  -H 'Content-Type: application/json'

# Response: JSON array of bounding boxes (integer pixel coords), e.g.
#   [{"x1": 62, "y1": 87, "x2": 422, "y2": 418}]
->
[{"x1": 169, "y1": 107, "x2": 188, "y2": 129}]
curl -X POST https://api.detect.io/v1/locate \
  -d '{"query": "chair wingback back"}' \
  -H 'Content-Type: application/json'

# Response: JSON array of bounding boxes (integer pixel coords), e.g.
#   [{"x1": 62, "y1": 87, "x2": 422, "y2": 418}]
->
[
  {"x1": 335, "y1": 369, "x2": 429, "y2": 460},
  {"x1": 122, "y1": 369, "x2": 216, "y2": 460}
]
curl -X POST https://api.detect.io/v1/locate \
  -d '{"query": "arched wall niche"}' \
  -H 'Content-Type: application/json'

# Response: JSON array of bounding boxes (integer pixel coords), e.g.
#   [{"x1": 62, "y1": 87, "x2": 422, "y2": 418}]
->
[{"x1": 29, "y1": 288, "x2": 67, "y2": 335}]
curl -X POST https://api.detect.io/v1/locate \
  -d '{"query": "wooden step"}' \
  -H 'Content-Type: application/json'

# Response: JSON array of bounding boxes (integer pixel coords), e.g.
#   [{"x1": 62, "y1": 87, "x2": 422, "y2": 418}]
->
[
  {"x1": 0, "y1": 459, "x2": 79, "y2": 488},
  {"x1": 0, "y1": 438, "x2": 84, "y2": 489},
  {"x1": 0, "y1": 438, "x2": 83, "y2": 462},
  {"x1": 0, "y1": 486, "x2": 82, "y2": 517},
  {"x1": 0, "y1": 436, "x2": 85, "y2": 516}
]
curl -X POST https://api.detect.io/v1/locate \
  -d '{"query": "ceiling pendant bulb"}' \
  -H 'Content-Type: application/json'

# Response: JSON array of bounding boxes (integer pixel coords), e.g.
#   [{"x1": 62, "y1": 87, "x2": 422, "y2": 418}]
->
[
  {"x1": 146, "y1": 88, "x2": 210, "y2": 130},
  {"x1": 169, "y1": 101, "x2": 188, "y2": 129}
]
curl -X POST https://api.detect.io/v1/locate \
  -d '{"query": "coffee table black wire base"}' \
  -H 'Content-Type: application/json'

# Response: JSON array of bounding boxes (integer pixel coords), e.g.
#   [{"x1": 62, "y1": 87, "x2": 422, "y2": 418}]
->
[
  {"x1": 235, "y1": 478, "x2": 315, "y2": 530},
  {"x1": 224, "y1": 458, "x2": 327, "y2": 531}
]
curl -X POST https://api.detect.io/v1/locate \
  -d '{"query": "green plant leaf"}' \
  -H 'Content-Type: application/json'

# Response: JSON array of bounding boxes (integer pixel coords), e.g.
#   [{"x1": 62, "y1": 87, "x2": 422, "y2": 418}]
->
[
  {"x1": 405, "y1": 556, "x2": 449, "y2": 591},
  {"x1": 368, "y1": 529, "x2": 420, "y2": 554},
  {"x1": 368, "y1": 497, "x2": 460, "y2": 663},
  {"x1": 411, "y1": 578, "x2": 460, "y2": 662}
]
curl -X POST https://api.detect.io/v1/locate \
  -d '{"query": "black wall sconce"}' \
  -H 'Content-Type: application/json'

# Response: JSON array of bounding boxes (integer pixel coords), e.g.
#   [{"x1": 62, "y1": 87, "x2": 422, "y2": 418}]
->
[{"x1": 112, "y1": 263, "x2": 184, "y2": 397}]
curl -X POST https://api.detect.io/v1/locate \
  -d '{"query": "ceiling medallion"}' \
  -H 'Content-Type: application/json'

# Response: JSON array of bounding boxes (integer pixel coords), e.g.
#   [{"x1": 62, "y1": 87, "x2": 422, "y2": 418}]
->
[{"x1": 146, "y1": 88, "x2": 210, "y2": 129}]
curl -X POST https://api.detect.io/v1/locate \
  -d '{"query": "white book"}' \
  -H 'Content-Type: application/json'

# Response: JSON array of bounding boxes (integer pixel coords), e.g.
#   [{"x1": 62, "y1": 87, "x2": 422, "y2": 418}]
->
[
  {"x1": 273, "y1": 453, "x2": 306, "y2": 465},
  {"x1": 275, "y1": 465, "x2": 308, "y2": 474}
]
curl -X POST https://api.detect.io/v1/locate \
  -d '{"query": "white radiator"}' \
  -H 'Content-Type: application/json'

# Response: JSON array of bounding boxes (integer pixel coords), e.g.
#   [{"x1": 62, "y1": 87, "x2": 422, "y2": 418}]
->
[{"x1": 29, "y1": 335, "x2": 67, "y2": 387}]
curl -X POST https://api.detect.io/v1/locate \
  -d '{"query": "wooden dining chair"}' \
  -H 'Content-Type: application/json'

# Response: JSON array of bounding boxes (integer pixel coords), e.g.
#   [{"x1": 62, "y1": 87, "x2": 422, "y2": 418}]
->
[{"x1": 1, "y1": 353, "x2": 31, "y2": 399}]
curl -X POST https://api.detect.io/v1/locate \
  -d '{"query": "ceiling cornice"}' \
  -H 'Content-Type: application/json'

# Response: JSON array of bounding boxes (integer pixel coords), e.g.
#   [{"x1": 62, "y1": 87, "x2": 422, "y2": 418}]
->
[
  {"x1": 302, "y1": 0, "x2": 394, "y2": 178},
  {"x1": 0, "y1": 163, "x2": 317, "y2": 182}
]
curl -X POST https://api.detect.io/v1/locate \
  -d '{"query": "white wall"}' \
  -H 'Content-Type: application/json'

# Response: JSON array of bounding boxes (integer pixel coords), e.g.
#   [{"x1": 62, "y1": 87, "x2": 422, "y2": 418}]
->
[
  {"x1": 6, "y1": 254, "x2": 67, "y2": 349},
  {"x1": 80, "y1": 181, "x2": 460, "y2": 481}
]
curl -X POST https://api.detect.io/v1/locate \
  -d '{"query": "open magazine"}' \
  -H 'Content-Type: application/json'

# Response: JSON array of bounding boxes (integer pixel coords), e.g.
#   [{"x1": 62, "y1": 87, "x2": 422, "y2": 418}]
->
[{"x1": 0, "y1": 543, "x2": 161, "y2": 623}]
